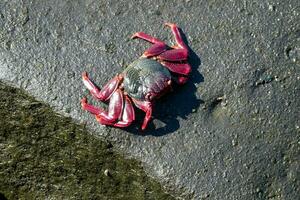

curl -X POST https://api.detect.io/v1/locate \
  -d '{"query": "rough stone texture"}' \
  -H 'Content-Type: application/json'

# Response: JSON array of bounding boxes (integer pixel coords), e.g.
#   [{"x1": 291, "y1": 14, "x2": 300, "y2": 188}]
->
[
  {"x1": 0, "y1": 0, "x2": 299, "y2": 199},
  {"x1": 0, "y1": 82, "x2": 176, "y2": 200}
]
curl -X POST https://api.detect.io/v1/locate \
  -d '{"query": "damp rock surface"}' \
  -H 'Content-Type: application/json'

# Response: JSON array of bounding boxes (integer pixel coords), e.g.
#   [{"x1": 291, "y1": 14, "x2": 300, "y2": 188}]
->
[{"x1": 0, "y1": 82, "x2": 176, "y2": 200}]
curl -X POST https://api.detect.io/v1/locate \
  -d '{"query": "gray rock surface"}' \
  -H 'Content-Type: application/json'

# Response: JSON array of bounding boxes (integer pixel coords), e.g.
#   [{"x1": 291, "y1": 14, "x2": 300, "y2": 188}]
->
[{"x1": 0, "y1": 0, "x2": 299, "y2": 199}]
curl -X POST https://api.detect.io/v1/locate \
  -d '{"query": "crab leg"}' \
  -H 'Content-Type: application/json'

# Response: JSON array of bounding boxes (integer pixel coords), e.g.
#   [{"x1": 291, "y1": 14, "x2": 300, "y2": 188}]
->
[
  {"x1": 132, "y1": 99, "x2": 153, "y2": 130},
  {"x1": 103, "y1": 96, "x2": 135, "y2": 128},
  {"x1": 156, "y1": 23, "x2": 189, "y2": 61},
  {"x1": 161, "y1": 62, "x2": 191, "y2": 75},
  {"x1": 131, "y1": 32, "x2": 167, "y2": 58},
  {"x1": 142, "y1": 43, "x2": 167, "y2": 58},
  {"x1": 131, "y1": 32, "x2": 164, "y2": 44},
  {"x1": 177, "y1": 76, "x2": 189, "y2": 84},
  {"x1": 97, "y1": 89, "x2": 123, "y2": 123},
  {"x1": 81, "y1": 97, "x2": 104, "y2": 115},
  {"x1": 160, "y1": 61, "x2": 190, "y2": 85},
  {"x1": 169, "y1": 75, "x2": 188, "y2": 85},
  {"x1": 165, "y1": 23, "x2": 188, "y2": 50},
  {"x1": 157, "y1": 49, "x2": 188, "y2": 61},
  {"x1": 82, "y1": 89, "x2": 123, "y2": 123},
  {"x1": 82, "y1": 72, "x2": 122, "y2": 102}
]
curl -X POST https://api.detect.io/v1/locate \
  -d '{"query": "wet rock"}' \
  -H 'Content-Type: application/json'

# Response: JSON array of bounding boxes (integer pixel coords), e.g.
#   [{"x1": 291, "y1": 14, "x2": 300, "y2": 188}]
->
[{"x1": 0, "y1": 0, "x2": 299, "y2": 199}]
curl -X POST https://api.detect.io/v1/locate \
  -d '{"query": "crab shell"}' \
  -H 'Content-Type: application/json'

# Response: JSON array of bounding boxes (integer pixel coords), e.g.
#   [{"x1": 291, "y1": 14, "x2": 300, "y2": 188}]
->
[
  {"x1": 81, "y1": 23, "x2": 191, "y2": 131},
  {"x1": 123, "y1": 58, "x2": 171, "y2": 101}
]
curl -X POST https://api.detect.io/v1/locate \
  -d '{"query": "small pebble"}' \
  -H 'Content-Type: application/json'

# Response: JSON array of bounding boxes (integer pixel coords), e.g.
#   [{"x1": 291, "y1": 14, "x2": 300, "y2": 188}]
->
[
  {"x1": 268, "y1": 5, "x2": 275, "y2": 11},
  {"x1": 104, "y1": 169, "x2": 111, "y2": 177},
  {"x1": 232, "y1": 139, "x2": 238, "y2": 147}
]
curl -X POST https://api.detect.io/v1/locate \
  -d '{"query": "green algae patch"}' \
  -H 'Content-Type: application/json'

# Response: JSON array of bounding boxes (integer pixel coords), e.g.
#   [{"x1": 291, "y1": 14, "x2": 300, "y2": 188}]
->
[{"x1": 0, "y1": 82, "x2": 175, "y2": 200}]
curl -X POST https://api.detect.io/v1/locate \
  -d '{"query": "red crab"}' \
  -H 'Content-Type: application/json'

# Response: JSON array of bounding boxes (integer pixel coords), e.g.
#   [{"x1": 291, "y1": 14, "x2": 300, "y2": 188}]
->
[{"x1": 81, "y1": 23, "x2": 191, "y2": 130}]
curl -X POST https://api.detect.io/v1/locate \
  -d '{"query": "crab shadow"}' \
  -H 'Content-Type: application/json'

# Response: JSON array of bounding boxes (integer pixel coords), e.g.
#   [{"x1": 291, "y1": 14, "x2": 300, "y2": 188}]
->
[{"x1": 124, "y1": 30, "x2": 204, "y2": 136}]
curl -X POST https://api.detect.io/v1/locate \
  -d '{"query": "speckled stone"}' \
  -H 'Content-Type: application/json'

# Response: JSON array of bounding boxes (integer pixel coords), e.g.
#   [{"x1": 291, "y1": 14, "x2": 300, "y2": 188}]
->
[{"x1": 0, "y1": 0, "x2": 299, "y2": 199}]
